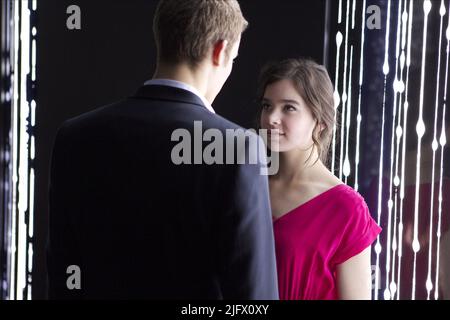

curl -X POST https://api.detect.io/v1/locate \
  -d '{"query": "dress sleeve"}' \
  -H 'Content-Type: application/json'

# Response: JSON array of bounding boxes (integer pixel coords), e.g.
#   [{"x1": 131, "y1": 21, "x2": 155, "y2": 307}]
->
[{"x1": 331, "y1": 196, "x2": 382, "y2": 266}]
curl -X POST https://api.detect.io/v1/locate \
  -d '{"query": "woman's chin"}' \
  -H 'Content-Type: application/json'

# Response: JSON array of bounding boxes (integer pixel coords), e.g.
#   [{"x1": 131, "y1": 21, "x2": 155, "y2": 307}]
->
[{"x1": 267, "y1": 143, "x2": 283, "y2": 153}]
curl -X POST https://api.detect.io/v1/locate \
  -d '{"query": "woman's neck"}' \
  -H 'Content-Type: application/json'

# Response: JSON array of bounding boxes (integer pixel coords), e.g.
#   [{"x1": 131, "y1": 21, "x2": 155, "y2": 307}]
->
[{"x1": 272, "y1": 146, "x2": 326, "y2": 185}]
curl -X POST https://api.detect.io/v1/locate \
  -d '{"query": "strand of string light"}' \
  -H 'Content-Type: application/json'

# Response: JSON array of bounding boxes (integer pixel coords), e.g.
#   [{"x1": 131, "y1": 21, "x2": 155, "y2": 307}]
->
[
  {"x1": 339, "y1": 0, "x2": 351, "y2": 180},
  {"x1": 411, "y1": 0, "x2": 432, "y2": 300},
  {"x1": 26, "y1": 0, "x2": 37, "y2": 299},
  {"x1": 9, "y1": 0, "x2": 20, "y2": 300},
  {"x1": 425, "y1": 0, "x2": 447, "y2": 301},
  {"x1": 354, "y1": 0, "x2": 367, "y2": 192},
  {"x1": 385, "y1": 0, "x2": 404, "y2": 300},
  {"x1": 396, "y1": 0, "x2": 414, "y2": 300},
  {"x1": 434, "y1": 0, "x2": 450, "y2": 300},
  {"x1": 343, "y1": 45, "x2": 353, "y2": 185},
  {"x1": 332, "y1": 0, "x2": 344, "y2": 174},
  {"x1": 390, "y1": 0, "x2": 410, "y2": 300},
  {"x1": 17, "y1": 0, "x2": 33, "y2": 300},
  {"x1": 342, "y1": 0, "x2": 357, "y2": 184},
  {"x1": 374, "y1": 0, "x2": 392, "y2": 300},
  {"x1": 7, "y1": 0, "x2": 34, "y2": 300},
  {"x1": 352, "y1": 0, "x2": 356, "y2": 29},
  {"x1": 332, "y1": 28, "x2": 343, "y2": 174},
  {"x1": 1, "y1": 0, "x2": 13, "y2": 301}
]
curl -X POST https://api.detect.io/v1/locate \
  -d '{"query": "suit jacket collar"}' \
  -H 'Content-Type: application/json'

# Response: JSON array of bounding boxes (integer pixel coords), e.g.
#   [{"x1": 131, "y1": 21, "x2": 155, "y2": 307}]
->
[{"x1": 130, "y1": 85, "x2": 207, "y2": 110}]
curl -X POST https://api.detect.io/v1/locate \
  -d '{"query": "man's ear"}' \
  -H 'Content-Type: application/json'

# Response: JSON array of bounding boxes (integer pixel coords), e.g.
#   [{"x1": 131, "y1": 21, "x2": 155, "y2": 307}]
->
[{"x1": 212, "y1": 40, "x2": 229, "y2": 66}]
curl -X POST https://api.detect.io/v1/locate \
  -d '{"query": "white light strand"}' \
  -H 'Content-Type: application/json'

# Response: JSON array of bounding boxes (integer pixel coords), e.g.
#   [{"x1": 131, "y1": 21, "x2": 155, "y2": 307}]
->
[
  {"x1": 374, "y1": 0, "x2": 392, "y2": 300},
  {"x1": 332, "y1": 31, "x2": 343, "y2": 174},
  {"x1": 391, "y1": 0, "x2": 410, "y2": 300},
  {"x1": 18, "y1": 2, "x2": 32, "y2": 301},
  {"x1": 354, "y1": 0, "x2": 367, "y2": 192},
  {"x1": 385, "y1": 0, "x2": 404, "y2": 300},
  {"x1": 32, "y1": 39, "x2": 36, "y2": 81},
  {"x1": 1, "y1": 0, "x2": 12, "y2": 301},
  {"x1": 27, "y1": 244, "x2": 33, "y2": 298},
  {"x1": 339, "y1": 0, "x2": 351, "y2": 180},
  {"x1": 411, "y1": 0, "x2": 432, "y2": 300},
  {"x1": 352, "y1": 0, "x2": 356, "y2": 29},
  {"x1": 6, "y1": 0, "x2": 34, "y2": 300},
  {"x1": 3, "y1": 0, "x2": 14, "y2": 302},
  {"x1": 9, "y1": 0, "x2": 20, "y2": 300},
  {"x1": 396, "y1": 0, "x2": 414, "y2": 300},
  {"x1": 30, "y1": 0, "x2": 37, "y2": 252},
  {"x1": 343, "y1": 45, "x2": 353, "y2": 184},
  {"x1": 434, "y1": 0, "x2": 450, "y2": 300},
  {"x1": 425, "y1": 0, "x2": 446, "y2": 301}
]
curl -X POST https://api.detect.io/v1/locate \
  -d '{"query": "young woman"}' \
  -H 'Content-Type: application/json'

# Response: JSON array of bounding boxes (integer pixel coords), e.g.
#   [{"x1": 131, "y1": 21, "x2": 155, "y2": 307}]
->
[{"x1": 258, "y1": 58, "x2": 382, "y2": 300}]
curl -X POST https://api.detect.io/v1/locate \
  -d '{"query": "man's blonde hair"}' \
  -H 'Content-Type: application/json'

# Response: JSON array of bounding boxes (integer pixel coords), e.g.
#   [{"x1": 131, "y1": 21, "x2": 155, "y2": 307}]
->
[{"x1": 153, "y1": 0, "x2": 248, "y2": 66}]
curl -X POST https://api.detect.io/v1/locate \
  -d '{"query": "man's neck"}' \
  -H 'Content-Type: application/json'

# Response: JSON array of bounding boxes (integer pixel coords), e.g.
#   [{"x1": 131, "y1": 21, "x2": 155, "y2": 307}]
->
[{"x1": 153, "y1": 62, "x2": 209, "y2": 101}]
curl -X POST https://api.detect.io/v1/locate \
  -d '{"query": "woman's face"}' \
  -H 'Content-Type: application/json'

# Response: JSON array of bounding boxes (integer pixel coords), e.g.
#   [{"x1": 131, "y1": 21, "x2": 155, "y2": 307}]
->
[{"x1": 260, "y1": 79, "x2": 317, "y2": 152}]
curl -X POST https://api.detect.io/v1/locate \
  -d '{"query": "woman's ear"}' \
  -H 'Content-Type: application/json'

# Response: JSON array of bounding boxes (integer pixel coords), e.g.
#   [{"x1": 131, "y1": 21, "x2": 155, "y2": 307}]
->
[
  {"x1": 318, "y1": 122, "x2": 325, "y2": 134},
  {"x1": 314, "y1": 122, "x2": 325, "y2": 137}
]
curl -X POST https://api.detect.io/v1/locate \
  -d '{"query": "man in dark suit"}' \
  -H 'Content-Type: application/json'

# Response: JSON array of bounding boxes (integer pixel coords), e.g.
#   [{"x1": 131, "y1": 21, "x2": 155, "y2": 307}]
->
[{"x1": 47, "y1": 0, "x2": 278, "y2": 299}]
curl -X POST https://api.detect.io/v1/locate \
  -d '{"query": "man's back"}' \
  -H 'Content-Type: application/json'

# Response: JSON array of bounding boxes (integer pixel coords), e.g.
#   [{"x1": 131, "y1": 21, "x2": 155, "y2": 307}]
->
[{"x1": 47, "y1": 85, "x2": 278, "y2": 299}]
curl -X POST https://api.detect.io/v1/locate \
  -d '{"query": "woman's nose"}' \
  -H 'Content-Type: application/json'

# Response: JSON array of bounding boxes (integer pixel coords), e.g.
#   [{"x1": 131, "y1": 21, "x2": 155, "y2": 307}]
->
[{"x1": 268, "y1": 112, "x2": 281, "y2": 125}]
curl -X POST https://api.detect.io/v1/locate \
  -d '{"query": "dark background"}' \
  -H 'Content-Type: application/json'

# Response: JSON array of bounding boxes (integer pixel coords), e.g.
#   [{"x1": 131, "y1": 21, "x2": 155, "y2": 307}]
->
[{"x1": 33, "y1": 0, "x2": 328, "y2": 299}]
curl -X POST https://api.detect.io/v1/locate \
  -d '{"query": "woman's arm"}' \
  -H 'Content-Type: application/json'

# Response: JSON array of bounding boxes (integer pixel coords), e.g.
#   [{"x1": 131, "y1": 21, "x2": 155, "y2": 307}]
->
[{"x1": 336, "y1": 246, "x2": 372, "y2": 300}]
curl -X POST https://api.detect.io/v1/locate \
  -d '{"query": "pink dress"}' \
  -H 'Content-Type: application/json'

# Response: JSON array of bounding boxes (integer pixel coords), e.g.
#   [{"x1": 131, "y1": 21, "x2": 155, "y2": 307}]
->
[{"x1": 273, "y1": 184, "x2": 382, "y2": 300}]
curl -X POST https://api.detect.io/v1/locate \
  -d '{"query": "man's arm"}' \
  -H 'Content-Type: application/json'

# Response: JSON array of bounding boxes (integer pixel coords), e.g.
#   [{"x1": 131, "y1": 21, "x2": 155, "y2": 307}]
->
[
  {"x1": 47, "y1": 126, "x2": 82, "y2": 299},
  {"x1": 217, "y1": 135, "x2": 279, "y2": 300}
]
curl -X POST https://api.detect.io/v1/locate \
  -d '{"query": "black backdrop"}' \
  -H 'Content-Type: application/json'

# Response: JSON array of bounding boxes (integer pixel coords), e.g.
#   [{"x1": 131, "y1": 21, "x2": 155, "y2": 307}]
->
[{"x1": 33, "y1": 0, "x2": 328, "y2": 299}]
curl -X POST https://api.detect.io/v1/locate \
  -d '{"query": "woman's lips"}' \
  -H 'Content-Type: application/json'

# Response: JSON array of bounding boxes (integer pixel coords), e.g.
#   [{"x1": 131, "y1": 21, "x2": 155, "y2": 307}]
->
[{"x1": 267, "y1": 130, "x2": 285, "y2": 136}]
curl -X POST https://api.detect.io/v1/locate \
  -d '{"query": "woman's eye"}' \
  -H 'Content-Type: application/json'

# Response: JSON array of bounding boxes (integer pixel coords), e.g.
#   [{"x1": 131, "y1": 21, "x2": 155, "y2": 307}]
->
[
  {"x1": 261, "y1": 103, "x2": 271, "y2": 110},
  {"x1": 285, "y1": 105, "x2": 297, "y2": 111}
]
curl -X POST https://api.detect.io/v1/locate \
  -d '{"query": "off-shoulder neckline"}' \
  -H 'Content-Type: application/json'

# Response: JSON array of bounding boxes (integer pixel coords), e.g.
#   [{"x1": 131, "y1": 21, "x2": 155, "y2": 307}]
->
[{"x1": 272, "y1": 183, "x2": 348, "y2": 224}]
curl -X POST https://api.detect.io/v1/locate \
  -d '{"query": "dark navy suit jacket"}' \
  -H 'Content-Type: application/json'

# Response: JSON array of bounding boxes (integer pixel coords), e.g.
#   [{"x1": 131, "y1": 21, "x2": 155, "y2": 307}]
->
[{"x1": 47, "y1": 84, "x2": 279, "y2": 299}]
